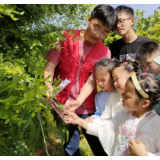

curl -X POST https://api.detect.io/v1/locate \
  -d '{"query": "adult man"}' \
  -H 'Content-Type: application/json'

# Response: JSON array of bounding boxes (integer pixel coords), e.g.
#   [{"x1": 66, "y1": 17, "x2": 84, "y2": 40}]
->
[
  {"x1": 44, "y1": 5, "x2": 118, "y2": 156},
  {"x1": 110, "y1": 5, "x2": 152, "y2": 61}
]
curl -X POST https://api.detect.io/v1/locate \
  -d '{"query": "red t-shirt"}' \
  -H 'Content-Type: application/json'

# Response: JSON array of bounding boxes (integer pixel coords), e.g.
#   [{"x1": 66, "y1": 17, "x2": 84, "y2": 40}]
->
[{"x1": 45, "y1": 37, "x2": 111, "y2": 114}]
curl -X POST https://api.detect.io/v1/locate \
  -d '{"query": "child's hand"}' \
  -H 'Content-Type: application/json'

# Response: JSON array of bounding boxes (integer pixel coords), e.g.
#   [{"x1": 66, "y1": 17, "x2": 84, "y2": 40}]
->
[
  {"x1": 85, "y1": 116, "x2": 94, "y2": 123},
  {"x1": 63, "y1": 111, "x2": 79, "y2": 125},
  {"x1": 128, "y1": 139, "x2": 148, "y2": 156},
  {"x1": 65, "y1": 99, "x2": 81, "y2": 112}
]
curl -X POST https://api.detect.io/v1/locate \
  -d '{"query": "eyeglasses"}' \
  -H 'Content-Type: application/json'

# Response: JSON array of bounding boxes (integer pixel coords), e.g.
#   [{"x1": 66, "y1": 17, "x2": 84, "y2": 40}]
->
[
  {"x1": 118, "y1": 18, "x2": 131, "y2": 25},
  {"x1": 90, "y1": 21, "x2": 108, "y2": 39}
]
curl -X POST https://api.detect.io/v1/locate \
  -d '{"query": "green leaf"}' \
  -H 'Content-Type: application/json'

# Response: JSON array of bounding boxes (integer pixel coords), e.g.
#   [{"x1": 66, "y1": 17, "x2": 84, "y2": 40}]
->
[
  {"x1": 18, "y1": 120, "x2": 27, "y2": 126},
  {"x1": 2, "y1": 114, "x2": 9, "y2": 119},
  {"x1": 11, "y1": 117, "x2": 20, "y2": 121},
  {"x1": 16, "y1": 93, "x2": 28, "y2": 105},
  {"x1": 31, "y1": 112, "x2": 35, "y2": 117},
  {"x1": 5, "y1": 105, "x2": 10, "y2": 109},
  {"x1": 22, "y1": 116, "x2": 32, "y2": 131},
  {"x1": 0, "y1": 96, "x2": 16, "y2": 103},
  {"x1": 4, "y1": 118, "x2": 10, "y2": 124},
  {"x1": 0, "y1": 76, "x2": 21, "y2": 93},
  {"x1": 34, "y1": 107, "x2": 42, "y2": 112},
  {"x1": 30, "y1": 39, "x2": 43, "y2": 49}
]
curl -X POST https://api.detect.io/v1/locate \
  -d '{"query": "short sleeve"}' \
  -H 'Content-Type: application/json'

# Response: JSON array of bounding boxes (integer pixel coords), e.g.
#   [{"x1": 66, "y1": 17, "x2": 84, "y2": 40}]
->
[
  {"x1": 45, "y1": 42, "x2": 63, "y2": 66},
  {"x1": 106, "y1": 48, "x2": 111, "y2": 59}
]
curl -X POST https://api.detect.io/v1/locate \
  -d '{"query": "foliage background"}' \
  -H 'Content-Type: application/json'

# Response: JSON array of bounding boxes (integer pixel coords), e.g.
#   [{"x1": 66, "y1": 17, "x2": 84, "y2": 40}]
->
[{"x1": 0, "y1": 4, "x2": 160, "y2": 156}]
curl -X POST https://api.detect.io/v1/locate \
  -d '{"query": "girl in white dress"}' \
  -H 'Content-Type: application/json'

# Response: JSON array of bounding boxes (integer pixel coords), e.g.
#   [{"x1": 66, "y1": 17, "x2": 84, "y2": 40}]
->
[{"x1": 64, "y1": 72, "x2": 160, "y2": 156}]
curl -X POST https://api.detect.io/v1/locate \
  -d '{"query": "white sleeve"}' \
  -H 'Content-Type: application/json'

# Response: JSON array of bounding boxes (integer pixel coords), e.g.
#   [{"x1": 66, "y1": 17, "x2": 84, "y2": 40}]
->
[
  {"x1": 148, "y1": 127, "x2": 160, "y2": 156},
  {"x1": 101, "y1": 94, "x2": 113, "y2": 119},
  {"x1": 86, "y1": 122, "x2": 99, "y2": 137},
  {"x1": 87, "y1": 110, "x2": 120, "y2": 138}
]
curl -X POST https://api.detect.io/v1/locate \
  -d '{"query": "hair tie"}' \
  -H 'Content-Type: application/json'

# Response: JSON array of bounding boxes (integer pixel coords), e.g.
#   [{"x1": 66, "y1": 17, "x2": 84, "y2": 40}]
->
[
  {"x1": 143, "y1": 72, "x2": 147, "y2": 76},
  {"x1": 132, "y1": 60, "x2": 135, "y2": 65},
  {"x1": 123, "y1": 62, "x2": 128, "y2": 65}
]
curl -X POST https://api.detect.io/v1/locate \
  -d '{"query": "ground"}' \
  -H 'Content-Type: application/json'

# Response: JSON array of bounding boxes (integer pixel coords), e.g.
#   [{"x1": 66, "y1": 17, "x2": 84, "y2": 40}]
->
[{"x1": 36, "y1": 110, "x2": 94, "y2": 156}]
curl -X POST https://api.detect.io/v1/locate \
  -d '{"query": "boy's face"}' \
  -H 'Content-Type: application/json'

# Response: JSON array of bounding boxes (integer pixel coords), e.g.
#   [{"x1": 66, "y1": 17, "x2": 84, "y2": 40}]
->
[
  {"x1": 116, "y1": 12, "x2": 134, "y2": 36},
  {"x1": 139, "y1": 51, "x2": 160, "y2": 76},
  {"x1": 85, "y1": 18, "x2": 111, "y2": 44}
]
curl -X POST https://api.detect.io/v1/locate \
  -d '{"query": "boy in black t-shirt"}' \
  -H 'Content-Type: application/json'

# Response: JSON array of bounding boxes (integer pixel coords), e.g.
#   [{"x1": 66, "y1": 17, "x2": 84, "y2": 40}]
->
[{"x1": 110, "y1": 5, "x2": 152, "y2": 61}]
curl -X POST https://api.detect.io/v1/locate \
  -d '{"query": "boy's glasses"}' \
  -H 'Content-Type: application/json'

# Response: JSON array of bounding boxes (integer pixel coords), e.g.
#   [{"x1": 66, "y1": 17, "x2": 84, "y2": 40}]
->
[
  {"x1": 91, "y1": 22, "x2": 107, "y2": 39},
  {"x1": 118, "y1": 18, "x2": 131, "y2": 25}
]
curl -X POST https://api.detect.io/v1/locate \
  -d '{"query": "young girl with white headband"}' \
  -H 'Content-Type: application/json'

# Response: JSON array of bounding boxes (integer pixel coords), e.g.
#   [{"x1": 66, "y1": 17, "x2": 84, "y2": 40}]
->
[{"x1": 64, "y1": 72, "x2": 160, "y2": 156}]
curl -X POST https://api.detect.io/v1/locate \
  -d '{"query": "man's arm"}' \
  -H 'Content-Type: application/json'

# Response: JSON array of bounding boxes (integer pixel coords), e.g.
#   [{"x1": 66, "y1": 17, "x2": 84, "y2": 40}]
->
[
  {"x1": 44, "y1": 61, "x2": 56, "y2": 97},
  {"x1": 65, "y1": 76, "x2": 96, "y2": 112}
]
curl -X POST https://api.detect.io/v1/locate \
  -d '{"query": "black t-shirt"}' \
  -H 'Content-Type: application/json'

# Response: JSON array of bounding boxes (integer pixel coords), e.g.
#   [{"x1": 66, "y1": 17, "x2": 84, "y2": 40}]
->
[{"x1": 110, "y1": 36, "x2": 152, "y2": 61}]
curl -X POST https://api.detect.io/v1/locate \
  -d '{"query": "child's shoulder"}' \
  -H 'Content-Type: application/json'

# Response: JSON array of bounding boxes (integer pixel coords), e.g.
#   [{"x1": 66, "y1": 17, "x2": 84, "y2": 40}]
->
[
  {"x1": 109, "y1": 91, "x2": 120, "y2": 99},
  {"x1": 96, "y1": 90, "x2": 117, "y2": 97}
]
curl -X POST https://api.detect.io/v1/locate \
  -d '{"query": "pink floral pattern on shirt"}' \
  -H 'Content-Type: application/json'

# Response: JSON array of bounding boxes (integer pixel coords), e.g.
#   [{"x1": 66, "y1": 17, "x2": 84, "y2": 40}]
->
[{"x1": 118, "y1": 123, "x2": 149, "y2": 156}]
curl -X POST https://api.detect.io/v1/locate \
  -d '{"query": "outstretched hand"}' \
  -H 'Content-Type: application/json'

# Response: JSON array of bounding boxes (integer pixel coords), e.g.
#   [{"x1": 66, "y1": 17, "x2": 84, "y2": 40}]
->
[
  {"x1": 63, "y1": 111, "x2": 79, "y2": 125},
  {"x1": 65, "y1": 99, "x2": 81, "y2": 112},
  {"x1": 128, "y1": 139, "x2": 148, "y2": 156}
]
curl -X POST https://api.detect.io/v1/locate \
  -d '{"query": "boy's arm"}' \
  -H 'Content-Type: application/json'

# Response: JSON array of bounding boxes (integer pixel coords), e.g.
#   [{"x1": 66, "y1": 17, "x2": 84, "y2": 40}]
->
[
  {"x1": 65, "y1": 76, "x2": 96, "y2": 112},
  {"x1": 44, "y1": 61, "x2": 56, "y2": 97}
]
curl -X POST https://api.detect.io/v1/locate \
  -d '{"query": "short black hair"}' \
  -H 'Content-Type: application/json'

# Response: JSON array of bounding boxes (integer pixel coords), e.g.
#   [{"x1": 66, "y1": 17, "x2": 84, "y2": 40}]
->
[
  {"x1": 115, "y1": 5, "x2": 134, "y2": 17},
  {"x1": 136, "y1": 41, "x2": 160, "y2": 61},
  {"x1": 94, "y1": 58, "x2": 118, "y2": 75},
  {"x1": 128, "y1": 72, "x2": 160, "y2": 111},
  {"x1": 91, "y1": 4, "x2": 118, "y2": 31}
]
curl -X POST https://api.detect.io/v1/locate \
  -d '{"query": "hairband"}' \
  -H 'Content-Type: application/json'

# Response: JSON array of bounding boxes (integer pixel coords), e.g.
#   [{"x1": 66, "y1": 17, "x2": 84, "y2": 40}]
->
[{"x1": 131, "y1": 72, "x2": 149, "y2": 98}]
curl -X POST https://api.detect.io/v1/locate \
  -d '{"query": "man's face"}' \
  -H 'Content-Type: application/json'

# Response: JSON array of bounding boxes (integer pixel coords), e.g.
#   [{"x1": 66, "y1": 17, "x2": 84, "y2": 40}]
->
[
  {"x1": 85, "y1": 18, "x2": 111, "y2": 44},
  {"x1": 116, "y1": 12, "x2": 134, "y2": 36},
  {"x1": 139, "y1": 52, "x2": 160, "y2": 76}
]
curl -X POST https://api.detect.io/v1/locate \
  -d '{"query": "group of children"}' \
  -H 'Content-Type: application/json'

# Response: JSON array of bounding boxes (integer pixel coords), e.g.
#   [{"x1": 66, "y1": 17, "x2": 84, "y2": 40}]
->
[
  {"x1": 64, "y1": 50, "x2": 160, "y2": 156},
  {"x1": 44, "y1": 4, "x2": 160, "y2": 156}
]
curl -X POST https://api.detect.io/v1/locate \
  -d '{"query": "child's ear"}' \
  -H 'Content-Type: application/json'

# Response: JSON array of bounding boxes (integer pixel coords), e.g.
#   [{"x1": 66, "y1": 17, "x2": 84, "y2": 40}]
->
[{"x1": 142, "y1": 99, "x2": 150, "y2": 108}]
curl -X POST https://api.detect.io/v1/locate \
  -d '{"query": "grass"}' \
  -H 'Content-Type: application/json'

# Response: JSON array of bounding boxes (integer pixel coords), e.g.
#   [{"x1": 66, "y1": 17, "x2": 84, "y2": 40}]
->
[{"x1": 37, "y1": 110, "x2": 94, "y2": 156}]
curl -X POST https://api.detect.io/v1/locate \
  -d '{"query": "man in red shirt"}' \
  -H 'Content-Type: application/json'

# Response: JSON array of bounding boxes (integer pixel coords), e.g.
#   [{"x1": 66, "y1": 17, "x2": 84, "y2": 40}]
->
[{"x1": 44, "y1": 4, "x2": 118, "y2": 156}]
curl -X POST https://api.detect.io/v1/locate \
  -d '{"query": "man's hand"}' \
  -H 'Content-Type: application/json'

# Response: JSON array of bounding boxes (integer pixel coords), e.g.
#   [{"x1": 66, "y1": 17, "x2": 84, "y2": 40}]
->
[
  {"x1": 128, "y1": 139, "x2": 148, "y2": 156},
  {"x1": 65, "y1": 99, "x2": 81, "y2": 112},
  {"x1": 85, "y1": 116, "x2": 95, "y2": 123}
]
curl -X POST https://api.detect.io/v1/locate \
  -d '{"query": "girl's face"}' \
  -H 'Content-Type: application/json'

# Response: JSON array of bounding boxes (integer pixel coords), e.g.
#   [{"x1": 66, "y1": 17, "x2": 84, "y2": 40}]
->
[
  {"x1": 95, "y1": 70, "x2": 115, "y2": 92},
  {"x1": 112, "y1": 66, "x2": 131, "y2": 95},
  {"x1": 122, "y1": 80, "x2": 141, "y2": 111}
]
